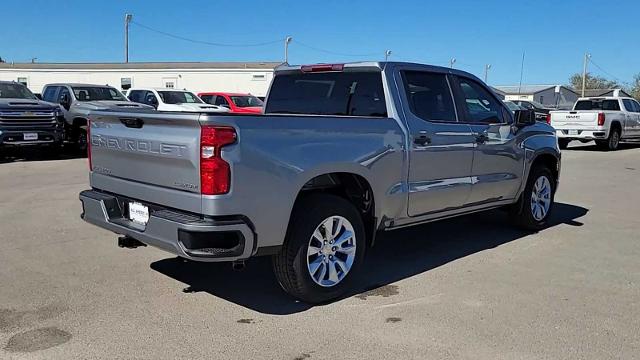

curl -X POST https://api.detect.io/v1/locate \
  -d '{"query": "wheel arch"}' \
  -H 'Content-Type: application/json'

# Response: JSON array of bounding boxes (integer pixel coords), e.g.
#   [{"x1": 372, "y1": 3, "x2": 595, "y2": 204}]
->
[{"x1": 289, "y1": 171, "x2": 378, "y2": 247}]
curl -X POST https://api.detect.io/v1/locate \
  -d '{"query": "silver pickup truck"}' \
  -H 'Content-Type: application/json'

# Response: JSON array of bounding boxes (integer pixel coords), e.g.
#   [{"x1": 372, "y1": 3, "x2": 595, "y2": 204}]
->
[{"x1": 79, "y1": 62, "x2": 561, "y2": 303}]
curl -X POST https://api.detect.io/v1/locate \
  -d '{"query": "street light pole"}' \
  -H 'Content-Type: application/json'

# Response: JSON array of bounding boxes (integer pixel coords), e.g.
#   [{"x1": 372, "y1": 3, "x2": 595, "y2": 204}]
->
[
  {"x1": 581, "y1": 53, "x2": 591, "y2": 97},
  {"x1": 384, "y1": 50, "x2": 392, "y2": 61},
  {"x1": 284, "y1": 36, "x2": 292, "y2": 64},
  {"x1": 484, "y1": 64, "x2": 492, "y2": 83},
  {"x1": 449, "y1": 58, "x2": 456, "y2": 68},
  {"x1": 124, "y1": 14, "x2": 132, "y2": 63}
]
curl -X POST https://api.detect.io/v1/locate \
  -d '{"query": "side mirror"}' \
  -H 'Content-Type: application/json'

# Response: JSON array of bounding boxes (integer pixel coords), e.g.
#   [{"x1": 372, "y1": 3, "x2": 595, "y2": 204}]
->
[
  {"x1": 59, "y1": 93, "x2": 70, "y2": 109},
  {"x1": 514, "y1": 109, "x2": 536, "y2": 127}
]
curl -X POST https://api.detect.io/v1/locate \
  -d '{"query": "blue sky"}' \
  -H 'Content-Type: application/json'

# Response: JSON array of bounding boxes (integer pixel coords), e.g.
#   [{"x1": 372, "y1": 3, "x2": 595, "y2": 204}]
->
[{"x1": 1, "y1": 0, "x2": 637, "y2": 86}]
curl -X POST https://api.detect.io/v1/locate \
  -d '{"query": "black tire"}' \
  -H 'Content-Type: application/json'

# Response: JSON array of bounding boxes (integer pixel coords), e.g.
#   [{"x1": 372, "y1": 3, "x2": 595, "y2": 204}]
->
[
  {"x1": 509, "y1": 165, "x2": 556, "y2": 231},
  {"x1": 597, "y1": 127, "x2": 620, "y2": 151},
  {"x1": 273, "y1": 194, "x2": 366, "y2": 303},
  {"x1": 76, "y1": 128, "x2": 88, "y2": 154},
  {"x1": 558, "y1": 139, "x2": 570, "y2": 150}
]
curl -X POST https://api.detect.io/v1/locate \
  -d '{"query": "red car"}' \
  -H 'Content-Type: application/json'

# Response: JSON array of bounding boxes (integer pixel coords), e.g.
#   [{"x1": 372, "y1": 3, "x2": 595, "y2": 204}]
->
[{"x1": 197, "y1": 92, "x2": 264, "y2": 114}]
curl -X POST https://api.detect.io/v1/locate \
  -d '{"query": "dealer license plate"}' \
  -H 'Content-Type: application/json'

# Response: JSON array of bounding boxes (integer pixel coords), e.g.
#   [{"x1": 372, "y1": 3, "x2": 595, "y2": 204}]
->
[
  {"x1": 23, "y1": 133, "x2": 38, "y2": 140},
  {"x1": 128, "y1": 202, "x2": 149, "y2": 225},
  {"x1": 568, "y1": 130, "x2": 578, "y2": 135}
]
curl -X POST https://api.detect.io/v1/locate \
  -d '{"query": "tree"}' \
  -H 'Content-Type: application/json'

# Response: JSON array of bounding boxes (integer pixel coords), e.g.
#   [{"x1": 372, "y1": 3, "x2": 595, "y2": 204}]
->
[
  {"x1": 629, "y1": 73, "x2": 640, "y2": 101},
  {"x1": 568, "y1": 72, "x2": 619, "y2": 90}
]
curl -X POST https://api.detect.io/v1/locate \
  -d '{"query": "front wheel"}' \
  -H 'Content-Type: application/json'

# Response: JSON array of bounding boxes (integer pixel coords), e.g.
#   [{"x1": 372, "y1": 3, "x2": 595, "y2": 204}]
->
[
  {"x1": 76, "y1": 128, "x2": 88, "y2": 154},
  {"x1": 272, "y1": 194, "x2": 365, "y2": 303},
  {"x1": 509, "y1": 165, "x2": 556, "y2": 231}
]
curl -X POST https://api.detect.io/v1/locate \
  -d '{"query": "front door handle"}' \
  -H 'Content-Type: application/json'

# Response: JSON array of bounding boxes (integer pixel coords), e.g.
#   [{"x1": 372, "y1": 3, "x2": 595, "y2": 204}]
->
[{"x1": 413, "y1": 134, "x2": 431, "y2": 146}]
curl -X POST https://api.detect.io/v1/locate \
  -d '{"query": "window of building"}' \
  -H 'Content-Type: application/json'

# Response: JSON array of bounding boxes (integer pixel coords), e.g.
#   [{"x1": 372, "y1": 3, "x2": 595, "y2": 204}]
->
[{"x1": 121, "y1": 78, "x2": 132, "y2": 90}]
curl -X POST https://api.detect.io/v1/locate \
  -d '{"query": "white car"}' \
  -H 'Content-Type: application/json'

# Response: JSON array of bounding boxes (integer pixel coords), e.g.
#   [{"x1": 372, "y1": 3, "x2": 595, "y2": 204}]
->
[
  {"x1": 126, "y1": 88, "x2": 229, "y2": 113},
  {"x1": 550, "y1": 96, "x2": 640, "y2": 150}
]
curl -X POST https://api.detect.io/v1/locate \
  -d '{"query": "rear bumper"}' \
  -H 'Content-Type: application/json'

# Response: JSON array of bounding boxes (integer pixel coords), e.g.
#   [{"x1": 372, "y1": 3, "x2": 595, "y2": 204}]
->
[
  {"x1": 555, "y1": 128, "x2": 608, "y2": 140},
  {"x1": 0, "y1": 128, "x2": 63, "y2": 147},
  {"x1": 79, "y1": 189, "x2": 256, "y2": 262}
]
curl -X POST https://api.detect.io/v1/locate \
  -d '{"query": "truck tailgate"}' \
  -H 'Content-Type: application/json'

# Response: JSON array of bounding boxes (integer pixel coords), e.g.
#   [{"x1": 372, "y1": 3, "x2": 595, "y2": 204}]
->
[
  {"x1": 550, "y1": 111, "x2": 598, "y2": 128},
  {"x1": 89, "y1": 110, "x2": 202, "y2": 212}
]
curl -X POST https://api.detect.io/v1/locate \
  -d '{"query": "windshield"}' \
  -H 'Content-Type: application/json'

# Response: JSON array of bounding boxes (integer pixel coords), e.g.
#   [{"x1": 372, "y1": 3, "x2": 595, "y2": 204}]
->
[
  {"x1": 72, "y1": 87, "x2": 127, "y2": 101},
  {"x1": 230, "y1": 95, "x2": 264, "y2": 108},
  {"x1": 574, "y1": 99, "x2": 620, "y2": 111},
  {"x1": 158, "y1": 91, "x2": 203, "y2": 104},
  {"x1": 528, "y1": 100, "x2": 548, "y2": 109},
  {"x1": 0, "y1": 83, "x2": 36, "y2": 99}
]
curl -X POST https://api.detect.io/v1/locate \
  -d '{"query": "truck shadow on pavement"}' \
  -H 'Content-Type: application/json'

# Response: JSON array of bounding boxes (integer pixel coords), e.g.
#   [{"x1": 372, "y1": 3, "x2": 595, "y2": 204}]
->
[
  {"x1": 0, "y1": 147, "x2": 85, "y2": 164},
  {"x1": 150, "y1": 202, "x2": 588, "y2": 315},
  {"x1": 565, "y1": 142, "x2": 640, "y2": 152}
]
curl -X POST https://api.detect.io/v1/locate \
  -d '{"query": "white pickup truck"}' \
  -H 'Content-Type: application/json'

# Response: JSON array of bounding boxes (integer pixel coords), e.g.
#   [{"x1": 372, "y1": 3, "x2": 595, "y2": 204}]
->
[
  {"x1": 550, "y1": 97, "x2": 640, "y2": 150},
  {"x1": 126, "y1": 88, "x2": 229, "y2": 113}
]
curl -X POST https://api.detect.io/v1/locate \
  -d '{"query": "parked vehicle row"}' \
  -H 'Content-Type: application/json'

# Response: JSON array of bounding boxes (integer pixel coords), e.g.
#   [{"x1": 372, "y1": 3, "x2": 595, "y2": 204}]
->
[
  {"x1": 0, "y1": 80, "x2": 264, "y2": 154},
  {"x1": 79, "y1": 61, "x2": 561, "y2": 303},
  {"x1": 550, "y1": 96, "x2": 640, "y2": 150}
]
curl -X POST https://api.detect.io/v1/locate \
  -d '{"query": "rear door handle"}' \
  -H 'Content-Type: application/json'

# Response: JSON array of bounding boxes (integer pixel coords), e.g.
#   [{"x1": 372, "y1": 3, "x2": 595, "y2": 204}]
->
[
  {"x1": 413, "y1": 134, "x2": 431, "y2": 146},
  {"x1": 475, "y1": 133, "x2": 489, "y2": 144}
]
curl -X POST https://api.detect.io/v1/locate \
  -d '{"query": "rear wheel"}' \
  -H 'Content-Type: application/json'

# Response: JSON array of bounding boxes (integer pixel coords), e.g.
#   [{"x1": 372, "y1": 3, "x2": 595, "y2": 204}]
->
[
  {"x1": 510, "y1": 165, "x2": 556, "y2": 231},
  {"x1": 273, "y1": 194, "x2": 365, "y2": 303},
  {"x1": 558, "y1": 139, "x2": 570, "y2": 150},
  {"x1": 597, "y1": 127, "x2": 620, "y2": 151}
]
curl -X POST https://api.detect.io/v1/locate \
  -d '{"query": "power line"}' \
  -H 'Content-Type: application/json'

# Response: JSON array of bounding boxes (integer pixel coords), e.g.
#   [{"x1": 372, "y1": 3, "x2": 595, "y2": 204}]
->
[
  {"x1": 294, "y1": 40, "x2": 379, "y2": 57},
  {"x1": 131, "y1": 21, "x2": 284, "y2": 47},
  {"x1": 588, "y1": 58, "x2": 630, "y2": 85}
]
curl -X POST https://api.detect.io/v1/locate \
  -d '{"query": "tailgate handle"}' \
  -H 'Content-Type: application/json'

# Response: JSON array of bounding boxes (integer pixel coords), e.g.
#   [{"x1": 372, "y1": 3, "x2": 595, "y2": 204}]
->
[{"x1": 120, "y1": 117, "x2": 144, "y2": 128}]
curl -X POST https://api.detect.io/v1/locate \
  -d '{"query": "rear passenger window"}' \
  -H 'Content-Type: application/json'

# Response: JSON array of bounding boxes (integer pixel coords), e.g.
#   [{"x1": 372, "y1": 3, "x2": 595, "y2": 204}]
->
[
  {"x1": 265, "y1": 71, "x2": 387, "y2": 117},
  {"x1": 401, "y1": 71, "x2": 456, "y2": 122},
  {"x1": 456, "y1": 78, "x2": 504, "y2": 123}
]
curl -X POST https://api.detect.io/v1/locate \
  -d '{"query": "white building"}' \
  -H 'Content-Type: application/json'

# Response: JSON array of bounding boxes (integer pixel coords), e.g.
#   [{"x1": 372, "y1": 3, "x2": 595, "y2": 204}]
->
[
  {"x1": 0, "y1": 61, "x2": 281, "y2": 97},
  {"x1": 492, "y1": 84, "x2": 579, "y2": 109}
]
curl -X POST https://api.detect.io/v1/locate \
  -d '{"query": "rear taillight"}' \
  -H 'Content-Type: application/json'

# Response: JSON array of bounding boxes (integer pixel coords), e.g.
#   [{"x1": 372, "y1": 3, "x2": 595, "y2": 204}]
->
[
  {"x1": 300, "y1": 64, "x2": 344, "y2": 72},
  {"x1": 546, "y1": 113, "x2": 551, "y2": 124},
  {"x1": 597, "y1": 112, "x2": 605, "y2": 126},
  {"x1": 200, "y1": 126, "x2": 236, "y2": 195},
  {"x1": 87, "y1": 119, "x2": 92, "y2": 170}
]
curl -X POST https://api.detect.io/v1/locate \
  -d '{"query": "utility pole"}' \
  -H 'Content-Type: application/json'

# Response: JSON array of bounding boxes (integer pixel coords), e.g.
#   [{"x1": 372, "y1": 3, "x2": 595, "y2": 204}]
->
[
  {"x1": 284, "y1": 36, "x2": 292, "y2": 64},
  {"x1": 518, "y1": 52, "x2": 525, "y2": 95},
  {"x1": 483, "y1": 64, "x2": 491, "y2": 83},
  {"x1": 384, "y1": 50, "x2": 392, "y2": 61},
  {"x1": 124, "y1": 14, "x2": 132, "y2": 63},
  {"x1": 581, "y1": 53, "x2": 591, "y2": 97},
  {"x1": 449, "y1": 58, "x2": 456, "y2": 68}
]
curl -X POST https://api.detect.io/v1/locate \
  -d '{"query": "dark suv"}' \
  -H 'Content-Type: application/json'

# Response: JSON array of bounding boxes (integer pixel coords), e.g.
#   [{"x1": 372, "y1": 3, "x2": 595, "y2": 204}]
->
[{"x1": 0, "y1": 81, "x2": 64, "y2": 154}]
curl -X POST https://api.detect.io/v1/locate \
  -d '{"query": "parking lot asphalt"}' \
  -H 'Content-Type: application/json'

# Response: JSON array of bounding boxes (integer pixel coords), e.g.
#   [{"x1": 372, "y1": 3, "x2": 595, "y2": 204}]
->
[{"x1": 1, "y1": 143, "x2": 639, "y2": 360}]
